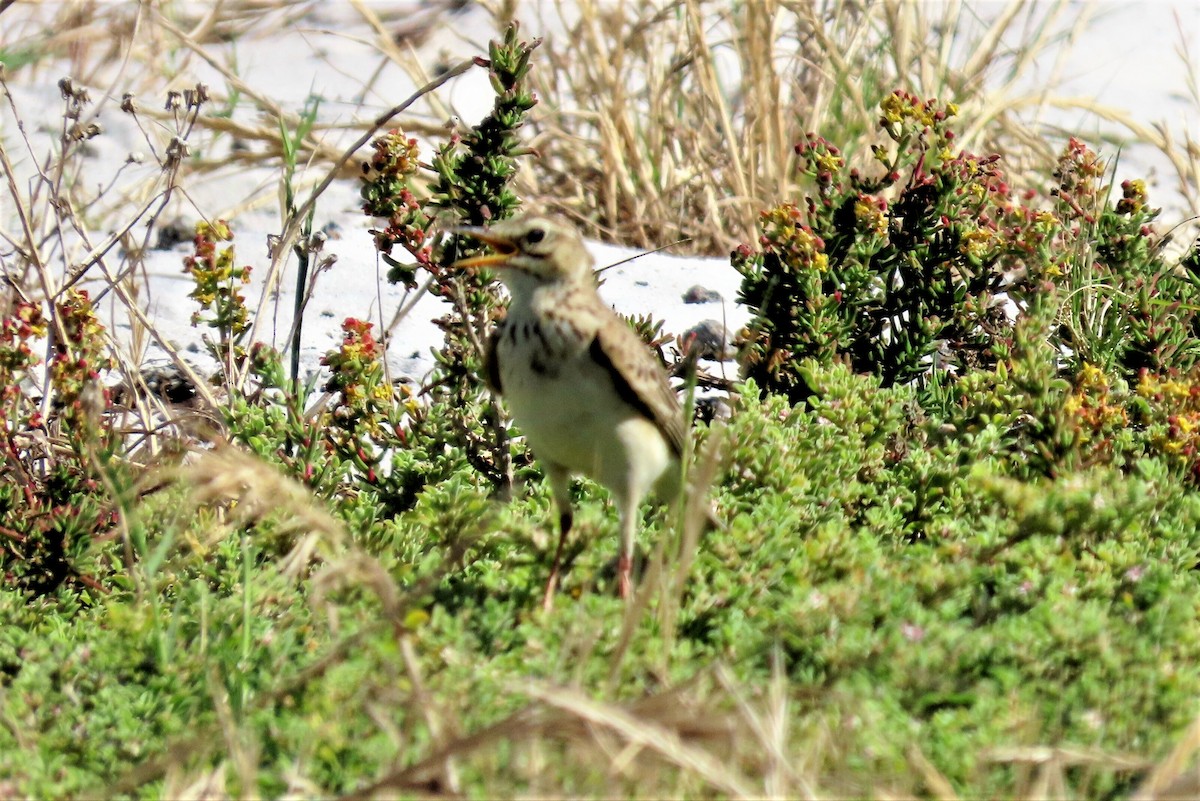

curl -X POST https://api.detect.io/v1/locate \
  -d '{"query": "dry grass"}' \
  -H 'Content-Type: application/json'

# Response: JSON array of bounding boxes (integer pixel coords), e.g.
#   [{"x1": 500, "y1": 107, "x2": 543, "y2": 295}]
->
[
  {"x1": 517, "y1": 0, "x2": 1199, "y2": 253},
  {"x1": 514, "y1": 0, "x2": 1187, "y2": 253},
  {"x1": 4, "y1": 1, "x2": 1200, "y2": 797},
  {"x1": 3, "y1": 1, "x2": 1195, "y2": 276},
  {"x1": 1132, "y1": 712, "x2": 1200, "y2": 800},
  {"x1": 0, "y1": 0, "x2": 472, "y2": 421}
]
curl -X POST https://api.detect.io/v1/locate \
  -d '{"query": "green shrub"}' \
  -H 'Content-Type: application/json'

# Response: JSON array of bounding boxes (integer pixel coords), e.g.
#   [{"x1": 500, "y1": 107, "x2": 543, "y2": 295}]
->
[
  {"x1": 0, "y1": 291, "x2": 123, "y2": 596},
  {"x1": 734, "y1": 91, "x2": 1199, "y2": 413},
  {"x1": 359, "y1": 22, "x2": 542, "y2": 497},
  {"x1": 5, "y1": 18, "x2": 1200, "y2": 797},
  {"x1": 734, "y1": 94, "x2": 1014, "y2": 402}
]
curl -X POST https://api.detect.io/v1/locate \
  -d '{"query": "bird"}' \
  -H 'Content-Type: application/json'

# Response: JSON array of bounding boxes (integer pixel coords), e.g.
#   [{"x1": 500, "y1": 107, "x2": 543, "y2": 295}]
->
[{"x1": 451, "y1": 214, "x2": 700, "y2": 609}]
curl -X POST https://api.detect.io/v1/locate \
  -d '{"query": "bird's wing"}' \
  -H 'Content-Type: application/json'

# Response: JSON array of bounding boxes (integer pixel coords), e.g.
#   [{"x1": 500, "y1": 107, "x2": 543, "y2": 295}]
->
[
  {"x1": 589, "y1": 312, "x2": 687, "y2": 458},
  {"x1": 484, "y1": 325, "x2": 503, "y2": 395}
]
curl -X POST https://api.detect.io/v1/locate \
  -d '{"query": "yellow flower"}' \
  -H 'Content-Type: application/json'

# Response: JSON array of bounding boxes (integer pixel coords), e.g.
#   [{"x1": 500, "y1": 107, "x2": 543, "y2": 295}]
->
[
  {"x1": 960, "y1": 228, "x2": 995, "y2": 260},
  {"x1": 880, "y1": 93, "x2": 906, "y2": 124},
  {"x1": 1163, "y1": 379, "x2": 1190, "y2": 401},
  {"x1": 1077, "y1": 363, "x2": 1106, "y2": 390},
  {"x1": 815, "y1": 151, "x2": 844, "y2": 174},
  {"x1": 854, "y1": 198, "x2": 887, "y2": 236}
]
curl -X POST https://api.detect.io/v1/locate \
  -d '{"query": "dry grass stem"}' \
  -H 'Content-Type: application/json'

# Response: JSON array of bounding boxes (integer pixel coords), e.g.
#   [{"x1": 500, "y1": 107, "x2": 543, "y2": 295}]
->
[
  {"x1": 519, "y1": 681, "x2": 757, "y2": 798},
  {"x1": 1133, "y1": 712, "x2": 1200, "y2": 801},
  {"x1": 520, "y1": 0, "x2": 1111, "y2": 253},
  {"x1": 906, "y1": 744, "x2": 960, "y2": 801},
  {"x1": 171, "y1": 445, "x2": 349, "y2": 564}
]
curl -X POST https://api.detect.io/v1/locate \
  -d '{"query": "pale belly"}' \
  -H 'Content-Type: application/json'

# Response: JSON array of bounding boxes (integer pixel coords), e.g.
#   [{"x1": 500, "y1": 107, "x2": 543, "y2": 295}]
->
[{"x1": 499, "y1": 353, "x2": 676, "y2": 500}]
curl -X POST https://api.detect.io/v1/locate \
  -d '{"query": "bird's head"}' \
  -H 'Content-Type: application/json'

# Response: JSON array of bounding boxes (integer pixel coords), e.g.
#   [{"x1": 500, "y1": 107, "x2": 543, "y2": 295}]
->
[{"x1": 451, "y1": 215, "x2": 594, "y2": 288}]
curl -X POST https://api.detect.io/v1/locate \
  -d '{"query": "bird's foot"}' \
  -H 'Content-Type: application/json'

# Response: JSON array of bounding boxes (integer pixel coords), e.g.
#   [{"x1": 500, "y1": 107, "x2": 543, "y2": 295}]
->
[
  {"x1": 617, "y1": 554, "x2": 633, "y2": 600},
  {"x1": 542, "y1": 569, "x2": 559, "y2": 611}
]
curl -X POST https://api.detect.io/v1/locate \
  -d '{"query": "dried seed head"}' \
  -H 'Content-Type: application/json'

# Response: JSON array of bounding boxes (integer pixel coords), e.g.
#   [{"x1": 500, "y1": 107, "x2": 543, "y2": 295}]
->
[
  {"x1": 68, "y1": 122, "x2": 102, "y2": 141},
  {"x1": 165, "y1": 136, "x2": 190, "y2": 166},
  {"x1": 308, "y1": 230, "x2": 328, "y2": 253},
  {"x1": 183, "y1": 83, "x2": 209, "y2": 109}
]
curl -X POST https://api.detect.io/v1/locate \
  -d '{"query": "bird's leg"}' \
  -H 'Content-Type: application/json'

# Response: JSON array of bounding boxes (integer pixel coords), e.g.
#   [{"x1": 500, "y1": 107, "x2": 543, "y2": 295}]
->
[
  {"x1": 617, "y1": 496, "x2": 637, "y2": 601},
  {"x1": 543, "y1": 465, "x2": 573, "y2": 611},
  {"x1": 543, "y1": 510, "x2": 571, "y2": 610}
]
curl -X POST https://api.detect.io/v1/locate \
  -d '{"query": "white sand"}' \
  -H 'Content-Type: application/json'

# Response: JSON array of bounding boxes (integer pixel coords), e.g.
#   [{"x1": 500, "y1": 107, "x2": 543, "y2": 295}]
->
[{"x1": 0, "y1": 1, "x2": 1195, "y2": 388}]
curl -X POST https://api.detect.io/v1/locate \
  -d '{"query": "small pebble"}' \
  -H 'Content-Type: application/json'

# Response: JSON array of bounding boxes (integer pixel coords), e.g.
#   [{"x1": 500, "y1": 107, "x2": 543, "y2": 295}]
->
[
  {"x1": 694, "y1": 395, "x2": 733, "y2": 423},
  {"x1": 682, "y1": 284, "x2": 722, "y2": 304},
  {"x1": 140, "y1": 363, "x2": 197, "y2": 404},
  {"x1": 682, "y1": 319, "x2": 734, "y2": 360},
  {"x1": 154, "y1": 219, "x2": 191, "y2": 250}
]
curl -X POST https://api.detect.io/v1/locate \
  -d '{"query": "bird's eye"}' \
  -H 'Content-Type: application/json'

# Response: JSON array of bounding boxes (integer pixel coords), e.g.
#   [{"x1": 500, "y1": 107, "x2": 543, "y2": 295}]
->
[{"x1": 525, "y1": 228, "x2": 545, "y2": 245}]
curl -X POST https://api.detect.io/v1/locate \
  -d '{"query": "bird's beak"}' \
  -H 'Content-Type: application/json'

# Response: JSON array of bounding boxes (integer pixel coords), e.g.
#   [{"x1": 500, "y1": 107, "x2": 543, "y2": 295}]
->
[{"x1": 450, "y1": 227, "x2": 517, "y2": 270}]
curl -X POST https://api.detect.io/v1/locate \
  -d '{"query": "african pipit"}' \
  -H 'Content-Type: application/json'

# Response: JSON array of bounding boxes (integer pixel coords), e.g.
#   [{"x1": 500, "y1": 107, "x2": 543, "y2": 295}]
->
[{"x1": 453, "y1": 215, "x2": 702, "y2": 608}]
